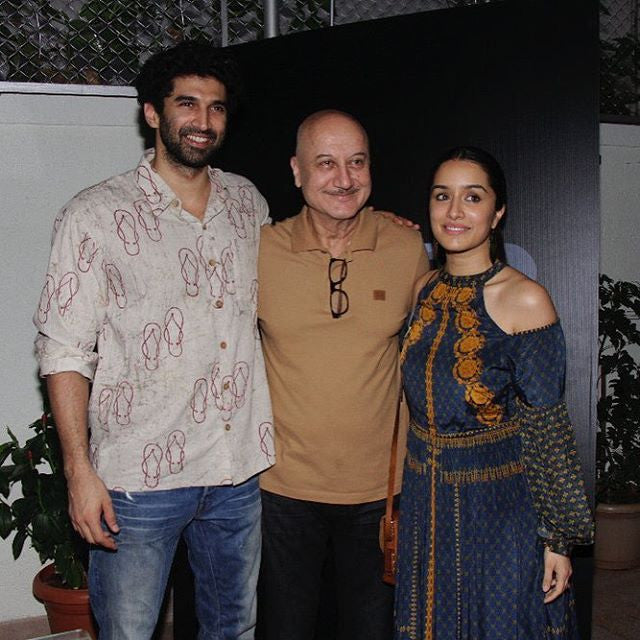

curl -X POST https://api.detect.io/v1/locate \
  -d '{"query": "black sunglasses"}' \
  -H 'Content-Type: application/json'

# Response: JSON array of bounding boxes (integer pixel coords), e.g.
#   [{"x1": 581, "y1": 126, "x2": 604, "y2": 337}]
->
[{"x1": 328, "y1": 258, "x2": 349, "y2": 319}]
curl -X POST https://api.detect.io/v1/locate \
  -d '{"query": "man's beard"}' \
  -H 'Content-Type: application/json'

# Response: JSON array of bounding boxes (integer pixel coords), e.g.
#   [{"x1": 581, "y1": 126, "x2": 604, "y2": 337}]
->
[{"x1": 158, "y1": 116, "x2": 224, "y2": 169}]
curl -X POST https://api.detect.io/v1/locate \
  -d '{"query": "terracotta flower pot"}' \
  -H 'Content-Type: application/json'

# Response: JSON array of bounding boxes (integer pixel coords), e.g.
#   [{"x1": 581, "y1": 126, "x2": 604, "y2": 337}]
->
[
  {"x1": 594, "y1": 502, "x2": 640, "y2": 570},
  {"x1": 32, "y1": 564, "x2": 97, "y2": 639}
]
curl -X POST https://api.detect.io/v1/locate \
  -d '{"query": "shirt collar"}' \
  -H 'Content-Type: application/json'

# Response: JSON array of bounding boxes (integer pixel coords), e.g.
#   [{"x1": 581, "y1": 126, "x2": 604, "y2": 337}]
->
[
  {"x1": 290, "y1": 205, "x2": 379, "y2": 254},
  {"x1": 134, "y1": 149, "x2": 225, "y2": 220}
]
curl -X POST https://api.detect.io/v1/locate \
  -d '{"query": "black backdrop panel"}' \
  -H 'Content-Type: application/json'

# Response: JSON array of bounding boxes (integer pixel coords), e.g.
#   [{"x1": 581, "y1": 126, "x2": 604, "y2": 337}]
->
[
  {"x1": 220, "y1": 0, "x2": 599, "y2": 496},
  {"x1": 174, "y1": 1, "x2": 600, "y2": 637}
]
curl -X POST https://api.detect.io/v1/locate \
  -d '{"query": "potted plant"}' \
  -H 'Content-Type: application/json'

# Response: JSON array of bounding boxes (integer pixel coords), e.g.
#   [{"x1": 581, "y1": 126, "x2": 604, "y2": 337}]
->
[
  {"x1": 0, "y1": 411, "x2": 96, "y2": 637},
  {"x1": 595, "y1": 274, "x2": 640, "y2": 569}
]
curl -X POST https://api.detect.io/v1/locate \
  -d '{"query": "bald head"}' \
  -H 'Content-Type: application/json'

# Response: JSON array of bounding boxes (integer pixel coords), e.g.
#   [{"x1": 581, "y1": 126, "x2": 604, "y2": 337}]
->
[
  {"x1": 290, "y1": 110, "x2": 372, "y2": 224},
  {"x1": 295, "y1": 110, "x2": 369, "y2": 156}
]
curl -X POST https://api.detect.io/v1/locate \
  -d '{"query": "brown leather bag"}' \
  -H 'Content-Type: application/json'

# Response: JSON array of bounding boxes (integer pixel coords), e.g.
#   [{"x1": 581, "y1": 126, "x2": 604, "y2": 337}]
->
[{"x1": 379, "y1": 390, "x2": 402, "y2": 586}]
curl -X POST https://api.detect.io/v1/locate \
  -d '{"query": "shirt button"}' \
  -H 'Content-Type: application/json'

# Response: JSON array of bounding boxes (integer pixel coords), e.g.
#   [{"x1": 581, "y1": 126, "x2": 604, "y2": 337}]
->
[
  {"x1": 223, "y1": 382, "x2": 230, "y2": 390},
  {"x1": 170, "y1": 199, "x2": 180, "y2": 208},
  {"x1": 215, "y1": 300, "x2": 224, "y2": 309},
  {"x1": 208, "y1": 259, "x2": 217, "y2": 267},
  {"x1": 220, "y1": 341, "x2": 227, "y2": 349},
  {"x1": 202, "y1": 223, "x2": 208, "y2": 230},
  {"x1": 224, "y1": 424, "x2": 231, "y2": 431}
]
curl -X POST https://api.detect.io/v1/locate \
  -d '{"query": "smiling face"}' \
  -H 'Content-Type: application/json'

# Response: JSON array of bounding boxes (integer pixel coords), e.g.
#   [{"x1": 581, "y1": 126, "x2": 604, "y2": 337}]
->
[
  {"x1": 291, "y1": 112, "x2": 371, "y2": 224},
  {"x1": 429, "y1": 159, "x2": 505, "y2": 260},
  {"x1": 144, "y1": 74, "x2": 227, "y2": 170}
]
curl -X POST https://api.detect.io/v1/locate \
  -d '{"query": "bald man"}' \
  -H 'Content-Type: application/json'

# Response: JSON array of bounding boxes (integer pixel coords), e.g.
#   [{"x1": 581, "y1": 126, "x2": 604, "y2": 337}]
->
[{"x1": 257, "y1": 111, "x2": 429, "y2": 639}]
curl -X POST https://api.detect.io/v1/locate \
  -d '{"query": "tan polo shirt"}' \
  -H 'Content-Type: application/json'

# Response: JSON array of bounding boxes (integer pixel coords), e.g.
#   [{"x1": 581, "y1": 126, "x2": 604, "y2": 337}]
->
[{"x1": 258, "y1": 207, "x2": 429, "y2": 503}]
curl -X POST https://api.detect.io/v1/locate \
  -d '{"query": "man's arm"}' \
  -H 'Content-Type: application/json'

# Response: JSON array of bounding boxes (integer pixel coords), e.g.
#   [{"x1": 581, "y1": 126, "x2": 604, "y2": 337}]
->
[{"x1": 47, "y1": 371, "x2": 119, "y2": 549}]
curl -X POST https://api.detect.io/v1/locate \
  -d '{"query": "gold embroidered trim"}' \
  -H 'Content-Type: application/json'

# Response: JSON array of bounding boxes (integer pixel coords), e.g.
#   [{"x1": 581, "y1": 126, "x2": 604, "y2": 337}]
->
[
  {"x1": 410, "y1": 420, "x2": 520, "y2": 448},
  {"x1": 423, "y1": 292, "x2": 450, "y2": 640},
  {"x1": 441, "y1": 461, "x2": 525, "y2": 485},
  {"x1": 407, "y1": 452, "x2": 524, "y2": 485},
  {"x1": 401, "y1": 299, "x2": 437, "y2": 363},
  {"x1": 406, "y1": 451, "x2": 434, "y2": 475},
  {"x1": 453, "y1": 484, "x2": 462, "y2": 639}
]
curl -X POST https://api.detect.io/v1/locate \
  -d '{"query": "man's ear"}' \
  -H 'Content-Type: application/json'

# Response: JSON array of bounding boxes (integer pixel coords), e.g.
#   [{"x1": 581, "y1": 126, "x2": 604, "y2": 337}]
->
[
  {"x1": 143, "y1": 102, "x2": 160, "y2": 130},
  {"x1": 290, "y1": 156, "x2": 302, "y2": 188}
]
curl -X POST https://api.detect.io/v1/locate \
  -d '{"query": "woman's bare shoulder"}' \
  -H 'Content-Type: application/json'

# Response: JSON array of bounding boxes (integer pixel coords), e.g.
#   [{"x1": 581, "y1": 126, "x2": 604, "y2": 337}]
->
[{"x1": 487, "y1": 266, "x2": 558, "y2": 333}]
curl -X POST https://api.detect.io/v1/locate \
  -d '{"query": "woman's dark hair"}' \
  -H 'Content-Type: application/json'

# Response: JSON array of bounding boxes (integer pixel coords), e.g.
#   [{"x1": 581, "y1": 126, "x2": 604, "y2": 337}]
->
[
  {"x1": 429, "y1": 145, "x2": 507, "y2": 264},
  {"x1": 134, "y1": 40, "x2": 241, "y2": 116}
]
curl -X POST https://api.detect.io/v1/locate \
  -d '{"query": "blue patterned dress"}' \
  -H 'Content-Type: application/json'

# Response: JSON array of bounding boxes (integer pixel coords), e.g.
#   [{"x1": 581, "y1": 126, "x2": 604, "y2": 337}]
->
[{"x1": 395, "y1": 262, "x2": 593, "y2": 640}]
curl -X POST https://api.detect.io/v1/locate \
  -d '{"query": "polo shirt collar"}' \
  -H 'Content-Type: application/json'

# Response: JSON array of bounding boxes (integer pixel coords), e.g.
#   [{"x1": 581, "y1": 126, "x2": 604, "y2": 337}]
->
[{"x1": 290, "y1": 206, "x2": 379, "y2": 254}]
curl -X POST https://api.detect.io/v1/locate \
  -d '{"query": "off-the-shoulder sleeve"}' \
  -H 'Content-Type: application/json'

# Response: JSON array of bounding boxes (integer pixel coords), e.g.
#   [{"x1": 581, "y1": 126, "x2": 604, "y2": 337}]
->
[{"x1": 511, "y1": 322, "x2": 594, "y2": 554}]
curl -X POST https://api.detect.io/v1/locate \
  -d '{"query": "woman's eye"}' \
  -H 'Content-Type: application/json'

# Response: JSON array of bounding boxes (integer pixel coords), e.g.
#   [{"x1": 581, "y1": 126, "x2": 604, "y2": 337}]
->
[
  {"x1": 466, "y1": 193, "x2": 481, "y2": 203},
  {"x1": 434, "y1": 193, "x2": 448, "y2": 201}
]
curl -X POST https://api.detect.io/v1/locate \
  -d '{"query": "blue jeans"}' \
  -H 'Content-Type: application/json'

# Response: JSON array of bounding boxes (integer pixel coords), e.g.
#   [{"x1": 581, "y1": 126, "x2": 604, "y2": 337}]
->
[
  {"x1": 89, "y1": 477, "x2": 261, "y2": 640},
  {"x1": 257, "y1": 491, "x2": 394, "y2": 640}
]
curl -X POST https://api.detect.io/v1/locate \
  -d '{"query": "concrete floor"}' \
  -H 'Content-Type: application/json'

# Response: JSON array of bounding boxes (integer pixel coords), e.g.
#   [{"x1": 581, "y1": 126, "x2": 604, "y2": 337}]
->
[
  {"x1": 592, "y1": 567, "x2": 640, "y2": 640},
  {"x1": 2, "y1": 566, "x2": 638, "y2": 639}
]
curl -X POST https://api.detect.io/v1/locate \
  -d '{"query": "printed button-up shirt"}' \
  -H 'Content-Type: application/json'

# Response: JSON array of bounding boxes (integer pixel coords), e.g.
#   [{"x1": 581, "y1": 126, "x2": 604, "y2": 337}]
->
[{"x1": 34, "y1": 151, "x2": 275, "y2": 492}]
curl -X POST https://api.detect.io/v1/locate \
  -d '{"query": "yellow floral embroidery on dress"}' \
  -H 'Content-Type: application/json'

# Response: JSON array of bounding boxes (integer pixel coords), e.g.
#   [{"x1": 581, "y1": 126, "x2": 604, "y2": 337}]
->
[
  {"x1": 448, "y1": 284, "x2": 503, "y2": 426},
  {"x1": 401, "y1": 288, "x2": 439, "y2": 363},
  {"x1": 403, "y1": 278, "x2": 503, "y2": 426}
]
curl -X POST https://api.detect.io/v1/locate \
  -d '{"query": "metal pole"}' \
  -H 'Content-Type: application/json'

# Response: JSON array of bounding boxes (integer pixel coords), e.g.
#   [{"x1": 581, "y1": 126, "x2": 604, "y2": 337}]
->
[
  {"x1": 263, "y1": 0, "x2": 279, "y2": 39},
  {"x1": 220, "y1": 0, "x2": 229, "y2": 47}
]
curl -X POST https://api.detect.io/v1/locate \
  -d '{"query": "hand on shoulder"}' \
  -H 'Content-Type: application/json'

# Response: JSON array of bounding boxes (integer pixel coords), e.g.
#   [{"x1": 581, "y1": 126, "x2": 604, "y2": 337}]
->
[
  {"x1": 486, "y1": 266, "x2": 558, "y2": 334},
  {"x1": 372, "y1": 207, "x2": 421, "y2": 231}
]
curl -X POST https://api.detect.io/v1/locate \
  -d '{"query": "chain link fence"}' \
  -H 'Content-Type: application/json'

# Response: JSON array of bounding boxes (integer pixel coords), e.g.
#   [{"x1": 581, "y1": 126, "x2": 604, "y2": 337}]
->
[
  {"x1": 0, "y1": 1, "x2": 263, "y2": 85},
  {"x1": 1, "y1": 0, "x2": 638, "y2": 118},
  {"x1": 0, "y1": 1, "x2": 496, "y2": 86},
  {"x1": 601, "y1": 0, "x2": 640, "y2": 118}
]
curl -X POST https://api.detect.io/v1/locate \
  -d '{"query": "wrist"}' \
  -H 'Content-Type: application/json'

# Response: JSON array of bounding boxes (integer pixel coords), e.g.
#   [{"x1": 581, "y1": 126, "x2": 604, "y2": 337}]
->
[{"x1": 64, "y1": 457, "x2": 95, "y2": 481}]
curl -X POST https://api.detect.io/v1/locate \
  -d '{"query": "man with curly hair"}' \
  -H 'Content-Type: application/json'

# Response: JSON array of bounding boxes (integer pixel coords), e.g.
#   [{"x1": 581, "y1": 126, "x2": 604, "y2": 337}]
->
[{"x1": 33, "y1": 40, "x2": 273, "y2": 639}]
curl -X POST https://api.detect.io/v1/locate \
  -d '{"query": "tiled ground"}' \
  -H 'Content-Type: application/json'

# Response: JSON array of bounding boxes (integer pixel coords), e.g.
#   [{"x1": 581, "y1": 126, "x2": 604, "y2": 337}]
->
[{"x1": 592, "y1": 567, "x2": 640, "y2": 640}]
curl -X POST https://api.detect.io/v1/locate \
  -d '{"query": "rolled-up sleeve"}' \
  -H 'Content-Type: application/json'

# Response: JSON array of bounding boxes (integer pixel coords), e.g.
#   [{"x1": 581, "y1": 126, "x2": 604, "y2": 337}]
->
[{"x1": 33, "y1": 202, "x2": 105, "y2": 380}]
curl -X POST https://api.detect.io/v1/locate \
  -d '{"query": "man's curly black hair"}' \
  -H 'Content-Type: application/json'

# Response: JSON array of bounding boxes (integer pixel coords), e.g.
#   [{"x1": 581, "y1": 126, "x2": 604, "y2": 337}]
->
[{"x1": 134, "y1": 40, "x2": 241, "y2": 116}]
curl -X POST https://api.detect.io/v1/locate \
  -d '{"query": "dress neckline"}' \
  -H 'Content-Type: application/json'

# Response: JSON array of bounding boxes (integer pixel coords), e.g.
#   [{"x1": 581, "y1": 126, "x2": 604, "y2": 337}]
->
[{"x1": 439, "y1": 261, "x2": 504, "y2": 287}]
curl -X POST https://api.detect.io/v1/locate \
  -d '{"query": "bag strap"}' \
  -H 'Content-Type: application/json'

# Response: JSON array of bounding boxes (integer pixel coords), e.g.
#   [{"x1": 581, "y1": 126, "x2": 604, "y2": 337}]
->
[{"x1": 384, "y1": 387, "x2": 403, "y2": 524}]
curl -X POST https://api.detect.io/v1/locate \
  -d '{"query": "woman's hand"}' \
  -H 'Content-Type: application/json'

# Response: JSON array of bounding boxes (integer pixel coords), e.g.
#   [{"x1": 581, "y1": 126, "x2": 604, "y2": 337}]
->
[{"x1": 542, "y1": 547, "x2": 572, "y2": 603}]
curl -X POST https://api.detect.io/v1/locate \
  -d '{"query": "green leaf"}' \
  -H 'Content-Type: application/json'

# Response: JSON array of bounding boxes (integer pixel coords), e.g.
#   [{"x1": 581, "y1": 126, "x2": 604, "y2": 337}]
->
[
  {"x1": 11, "y1": 496, "x2": 37, "y2": 526},
  {"x1": 0, "y1": 470, "x2": 11, "y2": 498},
  {"x1": 12, "y1": 528, "x2": 28, "y2": 559},
  {"x1": 32, "y1": 513, "x2": 53, "y2": 541},
  {"x1": 0, "y1": 502, "x2": 15, "y2": 538},
  {"x1": 0, "y1": 441, "x2": 15, "y2": 466}
]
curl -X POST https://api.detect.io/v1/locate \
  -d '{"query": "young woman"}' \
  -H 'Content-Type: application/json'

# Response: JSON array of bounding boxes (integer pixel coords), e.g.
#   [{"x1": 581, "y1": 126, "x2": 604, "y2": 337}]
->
[{"x1": 394, "y1": 147, "x2": 593, "y2": 640}]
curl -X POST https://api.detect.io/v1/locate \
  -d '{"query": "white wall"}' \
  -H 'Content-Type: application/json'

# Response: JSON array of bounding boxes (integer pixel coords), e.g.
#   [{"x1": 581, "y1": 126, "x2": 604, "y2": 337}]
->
[
  {"x1": 1, "y1": 91, "x2": 639, "y2": 623},
  {"x1": 600, "y1": 123, "x2": 640, "y2": 281},
  {"x1": 0, "y1": 90, "x2": 143, "y2": 621}
]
